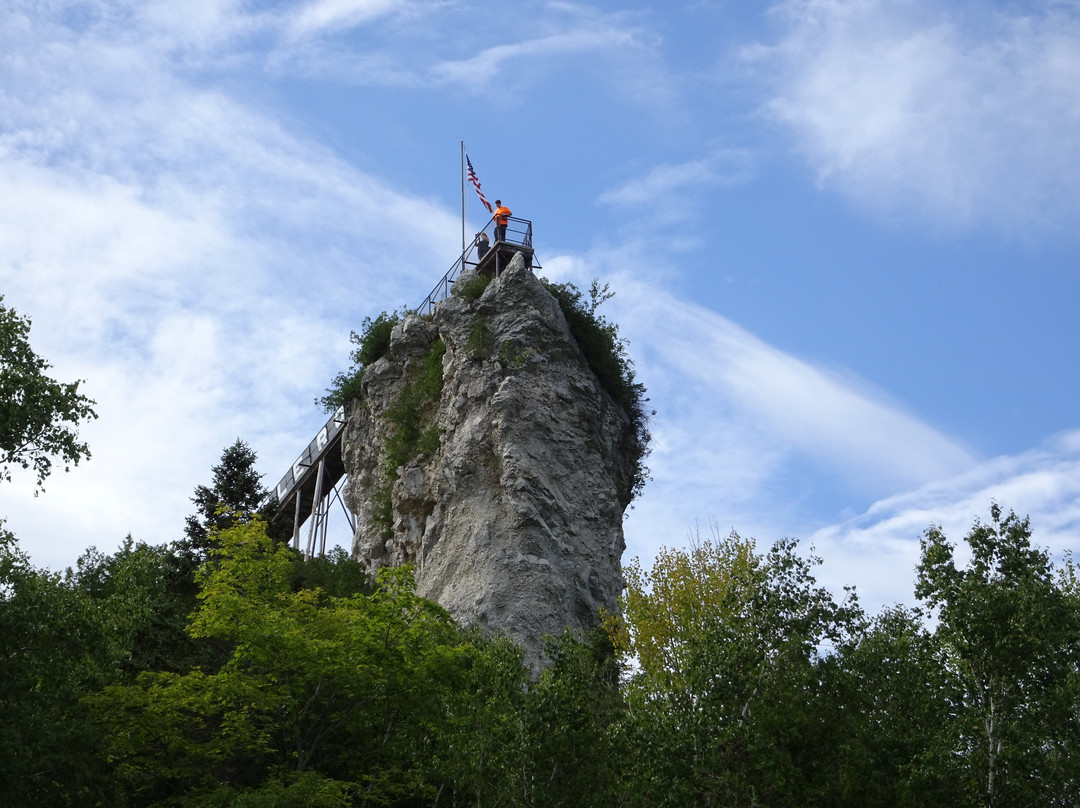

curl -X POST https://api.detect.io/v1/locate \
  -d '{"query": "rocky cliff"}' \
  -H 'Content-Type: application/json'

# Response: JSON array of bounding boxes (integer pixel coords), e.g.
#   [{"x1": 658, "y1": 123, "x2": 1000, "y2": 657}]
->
[{"x1": 342, "y1": 254, "x2": 637, "y2": 669}]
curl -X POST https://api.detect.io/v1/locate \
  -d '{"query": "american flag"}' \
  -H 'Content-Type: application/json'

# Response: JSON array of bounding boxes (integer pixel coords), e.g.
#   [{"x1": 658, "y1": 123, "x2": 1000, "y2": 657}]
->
[{"x1": 466, "y1": 154, "x2": 493, "y2": 213}]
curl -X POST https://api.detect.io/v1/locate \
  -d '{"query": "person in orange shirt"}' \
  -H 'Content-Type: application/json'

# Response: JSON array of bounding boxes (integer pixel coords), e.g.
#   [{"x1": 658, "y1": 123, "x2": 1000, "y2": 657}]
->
[{"x1": 493, "y1": 200, "x2": 511, "y2": 243}]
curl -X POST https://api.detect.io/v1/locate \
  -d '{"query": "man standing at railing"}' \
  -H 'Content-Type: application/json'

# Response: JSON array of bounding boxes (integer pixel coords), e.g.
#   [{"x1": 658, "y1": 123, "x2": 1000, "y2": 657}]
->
[{"x1": 493, "y1": 200, "x2": 511, "y2": 244}]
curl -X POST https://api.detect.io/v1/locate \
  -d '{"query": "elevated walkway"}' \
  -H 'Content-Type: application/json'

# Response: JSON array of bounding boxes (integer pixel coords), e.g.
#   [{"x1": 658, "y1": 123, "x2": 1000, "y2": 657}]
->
[{"x1": 271, "y1": 406, "x2": 354, "y2": 558}]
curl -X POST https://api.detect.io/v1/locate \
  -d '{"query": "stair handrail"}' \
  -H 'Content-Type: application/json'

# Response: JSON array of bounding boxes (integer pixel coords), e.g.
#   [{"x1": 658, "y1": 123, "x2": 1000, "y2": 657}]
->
[{"x1": 415, "y1": 216, "x2": 532, "y2": 316}]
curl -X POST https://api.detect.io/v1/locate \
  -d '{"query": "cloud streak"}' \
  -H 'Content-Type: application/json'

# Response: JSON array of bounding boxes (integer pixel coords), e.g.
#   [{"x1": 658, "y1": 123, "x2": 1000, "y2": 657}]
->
[
  {"x1": 754, "y1": 0, "x2": 1080, "y2": 234},
  {"x1": 430, "y1": 27, "x2": 643, "y2": 91},
  {"x1": 289, "y1": 0, "x2": 406, "y2": 37},
  {"x1": 597, "y1": 148, "x2": 755, "y2": 208},
  {"x1": 806, "y1": 430, "x2": 1080, "y2": 612}
]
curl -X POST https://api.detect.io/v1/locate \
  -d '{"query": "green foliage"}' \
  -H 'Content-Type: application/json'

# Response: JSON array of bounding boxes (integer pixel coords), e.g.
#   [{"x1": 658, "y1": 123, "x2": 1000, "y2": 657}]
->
[
  {"x1": 916, "y1": 503, "x2": 1080, "y2": 807},
  {"x1": 455, "y1": 272, "x2": 491, "y2": 302},
  {"x1": 0, "y1": 295, "x2": 98, "y2": 489},
  {"x1": 540, "y1": 278, "x2": 652, "y2": 504},
  {"x1": 289, "y1": 546, "x2": 371, "y2": 598},
  {"x1": 318, "y1": 311, "x2": 402, "y2": 413},
  {"x1": 465, "y1": 316, "x2": 492, "y2": 360},
  {"x1": 184, "y1": 439, "x2": 285, "y2": 553},
  {"x1": 382, "y1": 337, "x2": 444, "y2": 471},
  {"x1": 820, "y1": 606, "x2": 970, "y2": 806},
  {"x1": 497, "y1": 340, "x2": 536, "y2": 369},
  {"x1": 375, "y1": 338, "x2": 445, "y2": 536},
  {"x1": 8, "y1": 497, "x2": 1080, "y2": 807},
  {"x1": 614, "y1": 526, "x2": 863, "y2": 806},
  {"x1": 90, "y1": 520, "x2": 527, "y2": 807},
  {"x1": 0, "y1": 525, "x2": 117, "y2": 806},
  {"x1": 515, "y1": 629, "x2": 626, "y2": 808},
  {"x1": 0, "y1": 528, "x2": 218, "y2": 806}
]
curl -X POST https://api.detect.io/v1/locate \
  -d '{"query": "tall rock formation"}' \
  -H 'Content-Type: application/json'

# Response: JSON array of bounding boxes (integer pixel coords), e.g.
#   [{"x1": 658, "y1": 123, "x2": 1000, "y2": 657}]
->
[{"x1": 342, "y1": 254, "x2": 636, "y2": 668}]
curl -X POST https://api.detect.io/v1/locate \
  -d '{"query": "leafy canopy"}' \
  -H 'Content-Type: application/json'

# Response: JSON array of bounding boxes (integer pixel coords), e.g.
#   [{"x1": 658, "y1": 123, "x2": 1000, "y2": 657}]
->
[
  {"x1": 0, "y1": 295, "x2": 97, "y2": 489},
  {"x1": 916, "y1": 503, "x2": 1080, "y2": 807}
]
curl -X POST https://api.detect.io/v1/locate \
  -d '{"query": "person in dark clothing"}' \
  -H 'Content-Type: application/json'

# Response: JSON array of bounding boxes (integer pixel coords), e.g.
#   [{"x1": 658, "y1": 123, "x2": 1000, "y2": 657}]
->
[{"x1": 475, "y1": 231, "x2": 490, "y2": 260}]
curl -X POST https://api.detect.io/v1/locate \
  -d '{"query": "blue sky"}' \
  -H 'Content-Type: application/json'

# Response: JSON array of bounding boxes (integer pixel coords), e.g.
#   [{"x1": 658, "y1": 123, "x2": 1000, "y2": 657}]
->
[{"x1": 3, "y1": 0, "x2": 1079, "y2": 614}]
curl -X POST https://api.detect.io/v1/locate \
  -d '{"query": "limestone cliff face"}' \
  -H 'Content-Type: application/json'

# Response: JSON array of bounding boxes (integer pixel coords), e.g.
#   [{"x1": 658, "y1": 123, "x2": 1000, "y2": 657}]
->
[{"x1": 342, "y1": 254, "x2": 634, "y2": 668}]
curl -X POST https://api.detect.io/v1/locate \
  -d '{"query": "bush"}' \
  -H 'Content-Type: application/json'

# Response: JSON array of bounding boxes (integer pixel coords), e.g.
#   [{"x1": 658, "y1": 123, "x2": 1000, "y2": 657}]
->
[
  {"x1": 456, "y1": 273, "x2": 492, "y2": 302},
  {"x1": 318, "y1": 311, "x2": 402, "y2": 413},
  {"x1": 376, "y1": 338, "x2": 446, "y2": 536},
  {"x1": 466, "y1": 317, "x2": 493, "y2": 360}
]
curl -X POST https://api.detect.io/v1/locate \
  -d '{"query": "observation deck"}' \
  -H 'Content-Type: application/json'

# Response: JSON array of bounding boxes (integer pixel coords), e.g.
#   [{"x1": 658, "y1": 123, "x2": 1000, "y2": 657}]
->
[{"x1": 416, "y1": 215, "x2": 536, "y2": 316}]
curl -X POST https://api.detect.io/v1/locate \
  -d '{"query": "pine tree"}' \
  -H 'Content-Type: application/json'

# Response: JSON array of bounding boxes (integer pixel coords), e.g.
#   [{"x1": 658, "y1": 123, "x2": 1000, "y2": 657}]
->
[{"x1": 183, "y1": 439, "x2": 284, "y2": 552}]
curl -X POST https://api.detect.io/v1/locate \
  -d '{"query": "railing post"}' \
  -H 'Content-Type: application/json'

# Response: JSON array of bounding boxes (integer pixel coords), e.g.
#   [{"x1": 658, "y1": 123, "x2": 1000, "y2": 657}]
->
[{"x1": 305, "y1": 457, "x2": 326, "y2": 559}]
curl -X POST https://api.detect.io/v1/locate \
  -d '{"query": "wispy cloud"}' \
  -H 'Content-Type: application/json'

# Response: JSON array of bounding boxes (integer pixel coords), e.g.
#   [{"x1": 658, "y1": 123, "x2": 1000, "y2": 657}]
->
[
  {"x1": 429, "y1": 26, "x2": 644, "y2": 93},
  {"x1": 287, "y1": 0, "x2": 406, "y2": 38},
  {"x1": 597, "y1": 148, "x2": 755, "y2": 209},
  {"x1": 806, "y1": 430, "x2": 1080, "y2": 612},
  {"x1": 0, "y1": 1, "x2": 459, "y2": 568},
  {"x1": 613, "y1": 277, "x2": 975, "y2": 489},
  {"x1": 753, "y1": 0, "x2": 1080, "y2": 234}
]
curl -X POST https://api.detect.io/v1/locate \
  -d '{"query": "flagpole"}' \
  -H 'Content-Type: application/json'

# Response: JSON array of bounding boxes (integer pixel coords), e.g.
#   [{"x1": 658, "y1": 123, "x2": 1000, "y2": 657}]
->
[{"x1": 460, "y1": 141, "x2": 466, "y2": 253}]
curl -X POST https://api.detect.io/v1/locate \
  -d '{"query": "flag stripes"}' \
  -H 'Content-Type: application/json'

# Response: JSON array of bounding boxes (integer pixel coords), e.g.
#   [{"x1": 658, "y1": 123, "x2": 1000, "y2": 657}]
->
[{"x1": 466, "y1": 154, "x2": 493, "y2": 213}]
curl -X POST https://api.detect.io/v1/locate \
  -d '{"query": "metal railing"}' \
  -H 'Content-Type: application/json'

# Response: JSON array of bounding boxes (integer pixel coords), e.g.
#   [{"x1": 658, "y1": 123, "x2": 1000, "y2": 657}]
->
[{"x1": 415, "y1": 215, "x2": 533, "y2": 316}]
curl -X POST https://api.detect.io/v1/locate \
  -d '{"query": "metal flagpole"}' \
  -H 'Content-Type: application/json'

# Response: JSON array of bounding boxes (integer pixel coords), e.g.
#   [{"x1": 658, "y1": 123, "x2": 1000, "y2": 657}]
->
[{"x1": 460, "y1": 141, "x2": 466, "y2": 253}]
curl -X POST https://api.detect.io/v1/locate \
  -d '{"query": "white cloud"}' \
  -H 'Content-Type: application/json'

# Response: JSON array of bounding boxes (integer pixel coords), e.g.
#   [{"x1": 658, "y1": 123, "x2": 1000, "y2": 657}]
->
[
  {"x1": 806, "y1": 431, "x2": 1080, "y2": 613},
  {"x1": 288, "y1": 0, "x2": 405, "y2": 37},
  {"x1": 430, "y1": 27, "x2": 642, "y2": 92},
  {"x1": 614, "y1": 278, "x2": 975, "y2": 489},
  {"x1": 0, "y1": 2, "x2": 460, "y2": 570},
  {"x1": 755, "y1": 0, "x2": 1080, "y2": 233},
  {"x1": 597, "y1": 148, "x2": 755, "y2": 208}
]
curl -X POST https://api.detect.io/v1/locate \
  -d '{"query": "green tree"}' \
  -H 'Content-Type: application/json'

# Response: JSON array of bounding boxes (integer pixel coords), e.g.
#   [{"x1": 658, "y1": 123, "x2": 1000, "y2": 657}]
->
[
  {"x1": 91, "y1": 519, "x2": 514, "y2": 806},
  {"x1": 916, "y1": 503, "x2": 1080, "y2": 807},
  {"x1": 522, "y1": 630, "x2": 626, "y2": 808},
  {"x1": 614, "y1": 528, "x2": 861, "y2": 806},
  {"x1": 821, "y1": 606, "x2": 970, "y2": 807},
  {"x1": 183, "y1": 438, "x2": 286, "y2": 552},
  {"x1": 68, "y1": 537, "x2": 213, "y2": 677},
  {"x1": 0, "y1": 526, "x2": 117, "y2": 806},
  {"x1": 0, "y1": 295, "x2": 97, "y2": 489}
]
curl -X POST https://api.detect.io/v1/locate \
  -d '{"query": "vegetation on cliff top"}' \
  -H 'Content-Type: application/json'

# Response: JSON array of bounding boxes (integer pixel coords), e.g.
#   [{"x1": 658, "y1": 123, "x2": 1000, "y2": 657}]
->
[
  {"x1": 320, "y1": 277, "x2": 652, "y2": 503},
  {"x1": 318, "y1": 310, "x2": 402, "y2": 414}
]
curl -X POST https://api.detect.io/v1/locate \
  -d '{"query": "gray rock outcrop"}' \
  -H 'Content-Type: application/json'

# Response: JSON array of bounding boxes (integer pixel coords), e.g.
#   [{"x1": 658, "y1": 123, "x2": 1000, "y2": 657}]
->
[{"x1": 342, "y1": 254, "x2": 635, "y2": 669}]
